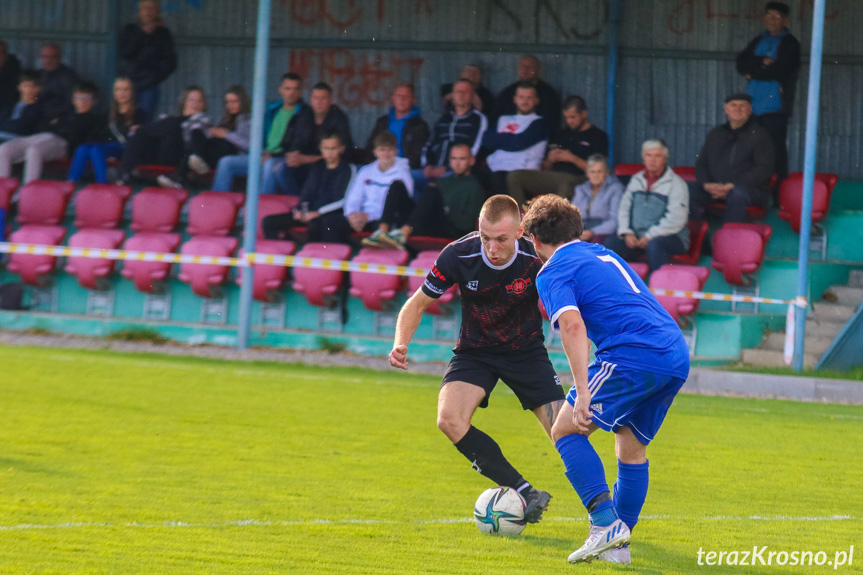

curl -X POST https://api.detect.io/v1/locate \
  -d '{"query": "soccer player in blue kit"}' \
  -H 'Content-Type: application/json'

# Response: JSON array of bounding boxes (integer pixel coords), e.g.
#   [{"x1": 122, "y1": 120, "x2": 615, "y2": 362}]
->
[{"x1": 521, "y1": 194, "x2": 690, "y2": 564}]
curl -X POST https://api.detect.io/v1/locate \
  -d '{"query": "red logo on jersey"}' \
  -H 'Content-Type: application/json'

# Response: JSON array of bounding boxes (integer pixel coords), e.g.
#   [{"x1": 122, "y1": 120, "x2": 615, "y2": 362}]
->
[
  {"x1": 504, "y1": 123, "x2": 520, "y2": 133},
  {"x1": 506, "y1": 277, "x2": 532, "y2": 294},
  {"x1": 430, "y1": 265, "x2": 447, "y2": 282}
]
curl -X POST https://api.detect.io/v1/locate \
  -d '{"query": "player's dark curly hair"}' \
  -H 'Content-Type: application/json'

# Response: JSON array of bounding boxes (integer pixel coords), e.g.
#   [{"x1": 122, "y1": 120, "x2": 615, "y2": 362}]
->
[{"x1": 522, "y1": 194, "x2": 583, "y2": 245}]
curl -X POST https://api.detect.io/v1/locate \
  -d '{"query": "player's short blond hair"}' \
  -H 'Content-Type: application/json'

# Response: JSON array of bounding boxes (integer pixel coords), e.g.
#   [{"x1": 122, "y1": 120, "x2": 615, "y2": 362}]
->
[{"x1": 480, "y1": 194, "x2": 521, "y2": 224}]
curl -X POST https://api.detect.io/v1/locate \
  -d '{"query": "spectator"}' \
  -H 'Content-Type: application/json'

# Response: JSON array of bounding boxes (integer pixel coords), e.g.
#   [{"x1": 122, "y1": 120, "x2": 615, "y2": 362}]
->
[
  {"x1": 736, "y1": 1, "x2": 800, "y2": 192},
  {"x1": 570, "y1": 154, "x2": 624, "y2": 244},
  {"x1": 508, "y1": 95, "x2": 609, "y2": 205},
  {"x1": 418, "y1": 78, "x2": 487, "y2": 184},
  {"x1": 68, "y1": 76, "x2": 147, "y2": 184},
  {"x1": 158, "y1": 85, "x2": 251, "y2": 188},
  {"x1": 690, "y1": 93, "x2": 774, "y2": 224},
  {"x1": 0, "y1": 70, "x2": 46, "y2": 143},
  {"x1": 0, "y1": 40, "x2": 22, "y2": 123},
  {"x1": 604, "y1": 140, "x2": 689, "y2": 272},
  {"x1": 119, "y1": 0, "x2": 178, "y2": 121},
  {"x1": 342, "y1": 131, "x2": 413, "y2": 245},
  {"x1": 495, "y1": 55, "x2": 561, "y2": 134},
  {"x1": 483, "y1": 81, "x2": 548, "y2": 195},
  {"x1": 211, "y1": 72, "x2": 304, "y2": 192},
  {"x1": 361, "y1": 82, "x2": 429, "y2": 169},
  {"x1": 38, "y1": 43, "x2": 79, "y2": 122},
  {"x1": 118, "y1": 85, "x2": 210, "y2": 185},
  {"x1": 367, "y1": 142, "x2": 485, "y2": 250},
  {"x1": 263, "y1": 81, "x2": 352, "y2": 196},
  {"x1": 0, "y1": 81, "x2": 103, "y2": 183},
  {"x1": 262, "y1": 131, "x2": 355, "y2": 244},
  {"x1": 440, "y1": 64, "x2": 495, "y2": 115}
]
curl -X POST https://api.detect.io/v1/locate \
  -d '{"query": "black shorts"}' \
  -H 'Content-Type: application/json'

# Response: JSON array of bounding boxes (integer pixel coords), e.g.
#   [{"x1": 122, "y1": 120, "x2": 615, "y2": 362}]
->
[{"x1": 442, "y1": 346, "x2": 565, "y2": 411}]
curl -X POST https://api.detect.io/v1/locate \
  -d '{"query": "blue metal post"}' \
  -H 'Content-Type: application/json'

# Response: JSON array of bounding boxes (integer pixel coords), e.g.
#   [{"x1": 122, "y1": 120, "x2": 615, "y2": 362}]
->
[
  {"x1": 605, "y1": 0, "x2": 623, "y2": 166},
  {"x1": 793, "y1": 0, "x2": 826, "y2": 370},
  {"x1": 237, "y1": 0, "x2": 272, "y2": 350}
]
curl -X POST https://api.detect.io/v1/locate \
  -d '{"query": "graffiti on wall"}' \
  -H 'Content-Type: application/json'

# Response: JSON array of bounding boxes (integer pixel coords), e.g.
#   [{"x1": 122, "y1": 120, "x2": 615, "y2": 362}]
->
[{"x1": 667, "y1": 0, "x2": 840, "y2": 36}]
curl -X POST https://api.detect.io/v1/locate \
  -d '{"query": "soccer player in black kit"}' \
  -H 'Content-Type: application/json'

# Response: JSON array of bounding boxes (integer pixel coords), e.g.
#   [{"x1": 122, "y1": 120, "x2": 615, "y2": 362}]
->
[{"x1": 389, "y1": 194, "x2": 565, "y2": 523}]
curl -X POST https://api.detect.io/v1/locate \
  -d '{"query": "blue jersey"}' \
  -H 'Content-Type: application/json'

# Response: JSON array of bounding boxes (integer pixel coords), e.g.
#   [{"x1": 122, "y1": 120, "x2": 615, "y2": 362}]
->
[{"x1": 536, "y1": 240, "x2": 689, "y2": 379}]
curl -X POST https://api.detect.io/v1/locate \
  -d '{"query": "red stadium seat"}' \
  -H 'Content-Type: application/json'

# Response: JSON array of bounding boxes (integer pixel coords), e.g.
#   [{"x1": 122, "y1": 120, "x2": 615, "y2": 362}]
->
[
  {"x1": 130, "y1": 187, "x2": 189, "y2": 233},
  {"x1": 670, "y1": 220, "x2": 708, "y2": 266},
  {"x1": 74, "y1": 184, "x2": 132, "y2": 229},
  {"x1": 349, "y1": 248, "x2": 410, "y2": 312},
  {"x1": 187, "y1": 191, "x2": 245, "y2": 237},
  {"x1": 649, "y1": 265, "x2": 710, "y2": 325},
  {"x1": 613, "y1": 163, "x2": 642, "y2": 177},
  {"x1": 65, "y1": 229, "x2": 126, "y2": 290},
  {"x1": 628, "y1": 262, "x2": 649, "y2": 280},
  {"x1": 787, "y1": 171, "x2": 838, "y2": 201},
  {"x1": 710, "y1": 223, "x2": 772, "y2": 286},
  {"x1": 673, "y1": 166, "x2": 696, "y2": 182},
  {"x1": 7, "y1": 225, "x2": 66, "y2": 285},
  {"x1": 177, "y1": 236, "x2": 239, "y2": 298},
  {"x1": 16, "y1": 180, "x2": 75, "y2": 226},
  {"x1": 406, "y1": 236, "x2": 454, "y2": 253},
  {"x1": 237, "y1": 239, "x2": 297, "y2": 302},
  {"x1": 134, "y1": 164, "x2": 176, "y2": 180},
  {"x1": 408, "y1": 250, "x2": 457, "y2": 315},
  {"x1": 256, "y1": 195, "x2": 300, "y2": 239},
  {"x1": 292, "y1": 242, "x2": 352, "y2": 308},
  {"x1": 120, "y1": 233, "x2": 182, "y2": 293},
  {"x1": 778, "y1": 178, "x2": 830, "y2": 233},
  {"x1": 0, "y1": 177, "x2": 18, "y2": 210}
]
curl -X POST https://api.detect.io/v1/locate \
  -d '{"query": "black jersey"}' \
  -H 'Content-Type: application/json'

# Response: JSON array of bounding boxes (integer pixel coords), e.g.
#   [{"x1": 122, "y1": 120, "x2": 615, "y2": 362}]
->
[{"x1": 421, "y1": 233, "x2": 545, "y2": 352}]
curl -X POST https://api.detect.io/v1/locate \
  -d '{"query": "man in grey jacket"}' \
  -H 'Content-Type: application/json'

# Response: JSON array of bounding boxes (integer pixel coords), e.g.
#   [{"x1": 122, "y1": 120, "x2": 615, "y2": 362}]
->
[{"x1": 604, "y1": 140, "x2": 689, "y2": 271}]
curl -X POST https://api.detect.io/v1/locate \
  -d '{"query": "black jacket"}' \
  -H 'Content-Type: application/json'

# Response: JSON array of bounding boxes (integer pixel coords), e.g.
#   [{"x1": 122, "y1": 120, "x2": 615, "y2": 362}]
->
[
  {"x1": 0, "y1": 99, "x2": 48, "y2": 136},
  {"x1": 50, "y1": 110, "x2": 105, "y2": 155},
  {"x1": 736, "y1": 30, "x2": 801, "y2": 116},
  {"x1": 362, "y1": 113, "x2": 429, "y2": 169},
  {"x1": 299, "y1": 158, "x2": 354, "y2": 214},
  {"x1": 0, "y1": 53, "x2": 22, "y2": 121},
  {"x1": 40, "y1": 65, "x2": 78, "y2": 121},
  {"x1": 695, "y1": 117, "x2": 775, "y2": 194},
  {"x1": 119, "y1": 23, "x2": 178, "y2": 90},
  {"x1": 280, "y1": 104, "x2": 354, "y2": 157}
]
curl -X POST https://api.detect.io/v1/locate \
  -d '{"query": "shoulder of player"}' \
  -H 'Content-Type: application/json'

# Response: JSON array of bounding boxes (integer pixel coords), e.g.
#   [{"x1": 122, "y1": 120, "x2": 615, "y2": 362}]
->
[{"x1": 515, "y1": 237, "x2": 540, "y2": 260}]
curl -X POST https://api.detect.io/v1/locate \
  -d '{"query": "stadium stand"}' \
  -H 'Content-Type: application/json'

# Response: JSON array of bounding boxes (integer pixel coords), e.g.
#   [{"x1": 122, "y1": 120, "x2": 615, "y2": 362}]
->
[
  {"x1": 130, "y1": 187, "x2": 189, "y2": 233},
  {"x1": 186, "y1": 191, "x2": 245, "y2": 237},
  {"x1": 672, "y1": 166, "x2": 696, "y2": 182},
  {"x1": 73, "y1": 184, "x2": 132, "y2": 230},
  {"x1": 292, "y1": 242, "x2": 353, "y2": 330},
  {"x1": 711, "y1": 222, "x2": 772, "y2": 312},
  {"x1": 670, "y1": 220, "x2": 709, "y2": 266},
  {"x1": 65, "y1": 228, "x2": 126, "y2": 290},
  {"x1": 349, "y1": 248, "x2": 409, "y2": 312},
  {"x1": 7, "y1": 225, "x2": 66, "y2": 286},
  {"x1": 649, "y1": 264, "x2": 711, "y2": 354},
  {"x1": 177, "y1": 236, "x2": 239, "y2": 298},
  {"x1": 256, "y1": 195, "x2": 300, "y2": 239},
  {"x1": 120, "y1": 232, "x2": 182, "y2": 294},
  {"x1": 237, "y1": 239, "x2": 296, "y2": 303},
  {"x1": 0, "y1": 177, "x2": 17, "y2": 210},
  {"x1": 16, "y1": 180, "x2": 75, "y2": 226}
]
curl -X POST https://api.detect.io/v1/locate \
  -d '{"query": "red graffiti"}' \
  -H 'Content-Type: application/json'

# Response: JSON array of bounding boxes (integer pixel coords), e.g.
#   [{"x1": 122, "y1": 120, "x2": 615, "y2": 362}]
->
[
  {"x1": 287, "y1": 0, "x2": 433, "y2": 28},
  {"x1": 289, "y1": 49, "x2": 426, "y2": 109},
  {"x1": 667, "y1": 0, "x2": 839, "y2": 36}
]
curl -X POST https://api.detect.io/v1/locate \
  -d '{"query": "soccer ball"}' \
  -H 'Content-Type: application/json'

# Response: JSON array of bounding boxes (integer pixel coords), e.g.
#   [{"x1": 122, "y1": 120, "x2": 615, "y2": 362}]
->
[{"x1": 473, "y1": 486, "x2": 526, "y2": 535}]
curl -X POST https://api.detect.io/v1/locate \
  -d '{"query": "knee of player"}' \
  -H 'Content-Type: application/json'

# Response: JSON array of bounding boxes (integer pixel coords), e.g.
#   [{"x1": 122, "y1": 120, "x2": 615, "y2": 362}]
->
[{"x1": 436, "y1": 411, "x2": 469, "y2": 441}]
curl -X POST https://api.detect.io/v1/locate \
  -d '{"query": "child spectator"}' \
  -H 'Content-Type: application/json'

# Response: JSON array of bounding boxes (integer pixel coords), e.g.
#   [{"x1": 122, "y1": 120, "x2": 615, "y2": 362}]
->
[
  {"x1": 67, "y1": 77, "x2": 147, "y2": 184},
  {"x1": 118, "y1": 85, "x2": 210, "y2": 185},
  {"x1": 159, "y1": 85, "x2": 251, "y2": 188},
  {"x1": 262, "y1": 131, "x2": 356, "y2": 244},
  {"x1": 0, "y1": 70, "x2": 46, "y2": 143},
  {"x1": 0, "y1": 81, "x2": 102, "y2": 183}
]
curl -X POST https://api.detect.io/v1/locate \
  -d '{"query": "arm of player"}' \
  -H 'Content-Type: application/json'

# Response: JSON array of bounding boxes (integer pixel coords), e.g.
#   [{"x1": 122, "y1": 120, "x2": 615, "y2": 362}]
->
[
  {"x1": 556, "y1": 309, "x2": 593, "y2": 435},
  {"x1": 389, "y1": 289, "x2": 438, "y2": 370}
]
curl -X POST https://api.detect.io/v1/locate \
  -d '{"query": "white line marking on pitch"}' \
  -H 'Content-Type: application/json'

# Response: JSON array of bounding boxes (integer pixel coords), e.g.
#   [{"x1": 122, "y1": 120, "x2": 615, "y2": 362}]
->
[{"x1": 1, "y1": 515, "x2": 858, "y2": 532}]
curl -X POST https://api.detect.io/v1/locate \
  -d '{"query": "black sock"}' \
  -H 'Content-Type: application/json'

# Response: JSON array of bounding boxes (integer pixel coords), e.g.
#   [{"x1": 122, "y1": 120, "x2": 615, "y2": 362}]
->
[{"x1": 453, "y1": 425, "x2": 529, "y2": 490}]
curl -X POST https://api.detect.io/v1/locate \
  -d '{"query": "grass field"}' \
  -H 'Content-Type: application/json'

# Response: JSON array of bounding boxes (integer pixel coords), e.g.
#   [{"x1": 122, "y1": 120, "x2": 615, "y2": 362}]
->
[{"x1": 1, "y1": 346, "x2": 861, "y2": 574}]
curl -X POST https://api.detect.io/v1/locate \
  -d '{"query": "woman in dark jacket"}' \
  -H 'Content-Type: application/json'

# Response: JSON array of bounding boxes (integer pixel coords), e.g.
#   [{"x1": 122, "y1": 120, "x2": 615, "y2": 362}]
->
[
  {"x1": 118, "y1": 0, "x2": 177, "y2": 122},
  {"x1": 68, "y1": 77, "x2": 147, "y2": 184}
]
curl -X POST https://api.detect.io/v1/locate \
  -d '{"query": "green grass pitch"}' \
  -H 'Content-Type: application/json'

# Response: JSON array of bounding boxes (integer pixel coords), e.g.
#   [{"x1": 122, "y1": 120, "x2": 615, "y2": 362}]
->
[{"x1": 0, "y1": 346, "x2": 861, "y2": 574}]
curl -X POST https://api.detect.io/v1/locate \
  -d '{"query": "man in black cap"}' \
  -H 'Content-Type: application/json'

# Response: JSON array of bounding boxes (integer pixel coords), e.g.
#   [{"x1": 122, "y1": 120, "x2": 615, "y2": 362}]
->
[
  {"x1": 736, "y1": 2, "x2": 801, "y2": 195},
  {"x1": 690, "y1": 93, "x2": 774, "y2": 224}
]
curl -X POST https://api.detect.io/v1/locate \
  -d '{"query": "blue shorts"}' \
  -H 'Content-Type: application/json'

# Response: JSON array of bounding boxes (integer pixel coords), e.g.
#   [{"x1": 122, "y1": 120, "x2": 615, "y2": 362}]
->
[{"x1": 566, "y1": 360, "x2": 685, "y2": 445}]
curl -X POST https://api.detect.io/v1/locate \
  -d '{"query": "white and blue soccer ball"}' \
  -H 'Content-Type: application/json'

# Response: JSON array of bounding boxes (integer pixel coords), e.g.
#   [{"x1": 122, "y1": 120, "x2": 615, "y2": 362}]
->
[{"x1": 473, "y1": 486, "x2": 526, "y2": 535}]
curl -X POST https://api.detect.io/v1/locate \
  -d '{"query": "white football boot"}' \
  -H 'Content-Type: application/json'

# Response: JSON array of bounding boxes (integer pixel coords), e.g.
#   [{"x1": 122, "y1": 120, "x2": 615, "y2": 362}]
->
[
  {"x1": 568, "y1": 519, "x2": 631, "y2": 563},
  {"x1": 598, "y1": 543, "x2": 631, "y2": 564}
]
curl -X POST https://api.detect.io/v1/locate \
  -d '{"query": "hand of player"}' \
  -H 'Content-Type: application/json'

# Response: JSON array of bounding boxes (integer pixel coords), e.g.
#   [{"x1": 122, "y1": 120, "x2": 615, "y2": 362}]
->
[
  {"x1": 572, "y1": 396, "x2": 593, "y2": 435},
  {"x1": 636, "y1": 235, "x2": 650, "y2": 249},
  {"x1": 624, "y1": 233, "x2": 639, "y2": 249},
  {"x1": 285, "y1": 151, "x2": 302, "y2": 167},
  {"x1": 389, "y1": 344, "x2": 409, "y2": 370},
  {"x1": 762, "y1": 56, "x2": 775, "y2": 66}
]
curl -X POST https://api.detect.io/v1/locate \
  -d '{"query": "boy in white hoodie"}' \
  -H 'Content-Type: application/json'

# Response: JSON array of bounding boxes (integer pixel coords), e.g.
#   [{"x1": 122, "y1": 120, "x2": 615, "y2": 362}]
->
[{"x1": 343, "y1": 131, "x2": 414, "y2": 247}]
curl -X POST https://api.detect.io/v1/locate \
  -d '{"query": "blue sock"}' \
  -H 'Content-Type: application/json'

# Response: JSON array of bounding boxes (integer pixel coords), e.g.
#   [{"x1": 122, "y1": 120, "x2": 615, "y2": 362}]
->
[
  {"x1": 555, "y1": 433, "x2": 617, "y2": 526},
  {"x1": 613, "y1": 459, "x2": 649, "y2": 532}
]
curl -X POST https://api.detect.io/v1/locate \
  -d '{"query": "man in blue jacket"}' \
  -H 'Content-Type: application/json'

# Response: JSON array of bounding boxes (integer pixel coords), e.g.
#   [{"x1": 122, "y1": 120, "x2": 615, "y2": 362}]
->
[{"x1": 211, "y1": 73, "x2": 304, "y2": 191}]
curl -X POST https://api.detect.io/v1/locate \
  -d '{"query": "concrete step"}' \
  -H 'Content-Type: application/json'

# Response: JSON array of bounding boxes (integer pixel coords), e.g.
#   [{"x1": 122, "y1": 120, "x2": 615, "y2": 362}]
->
[
  {"x1": 850, "y1": 269, "x2": 863, "y2": 289},
  {"x1": 822, "y1": 286, "x2": 863, "y2": 308},
  {"x1": 741, "y1": 348, "x2": 818, "y2": 369},
  {"x1": 809, "y1": 302, "x2": 856, "y2": 324},
  {"x1": 805, "y1": 318, "x2": 847, "y2": 338},
  {"x1": 761, "y1": 332, "x2": 833, "y2": 356}
]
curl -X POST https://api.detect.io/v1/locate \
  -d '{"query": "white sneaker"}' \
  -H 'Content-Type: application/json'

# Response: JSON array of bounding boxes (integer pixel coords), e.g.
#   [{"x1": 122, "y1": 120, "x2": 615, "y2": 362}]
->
[
  {"x1": 188, "y1": 154, "x2": 211, "y2": 175},
  {"x1": 598, "y1": 544, "x2": 631, "y2": 564},
  {"x1": 156, "y1": 174, "x2": 183, "y2": 190},
  {"x1": 567, "y1": 519, "x2": 631, "y2": 564}
]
